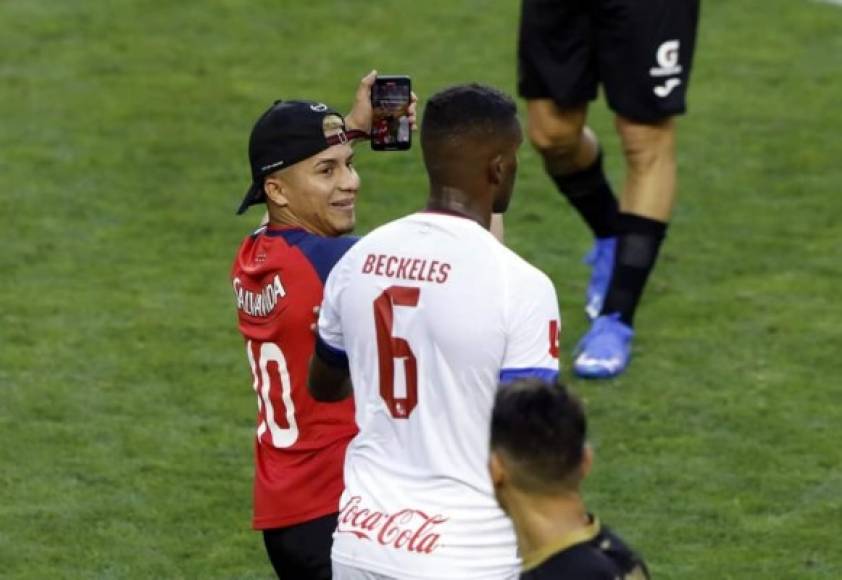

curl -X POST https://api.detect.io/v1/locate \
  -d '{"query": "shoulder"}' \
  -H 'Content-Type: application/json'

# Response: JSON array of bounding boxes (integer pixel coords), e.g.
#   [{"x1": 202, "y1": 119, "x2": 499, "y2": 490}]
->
[
  {"x1": 272, "y1": 230, "x2": 359, "y2": 283},
  {"x1": 353, "y1": 213, "x2": 419, "y2": 243},
  {"x1": 493, "y1": 245, "x2": 556, "y2": 312},
  {"x1": 522, "y1": 524, "x2": 648, "y2": 580},
  {"x1": 233, "y1": 224, "x2": 267, "y2": 253},
  {"x1": 595, "y1": 526, "x2": 650, "y2": 579},
  {"x1": 497, "y1": 243, "x2": 553, "y2": 286},
  {"x1": 306, "y1": 234, "x2": 359, "y2": 266},
  {"x1": 331, "y1": 214, "x2": 431, "y2": 266}
]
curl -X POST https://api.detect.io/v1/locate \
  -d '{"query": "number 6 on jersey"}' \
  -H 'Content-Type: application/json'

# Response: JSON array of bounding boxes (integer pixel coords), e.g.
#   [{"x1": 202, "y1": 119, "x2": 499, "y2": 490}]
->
[{"x1": 373, "y1": 286, "x2": 420, "y2": 419}]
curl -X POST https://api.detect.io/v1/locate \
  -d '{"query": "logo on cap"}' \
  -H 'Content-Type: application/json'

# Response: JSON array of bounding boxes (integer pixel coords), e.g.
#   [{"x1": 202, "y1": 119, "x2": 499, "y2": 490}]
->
[
  {"x1": 260, "y1": 160, "x2": 285, "y2": 172},
  {"x1": 310, "y1": 103, "x2": 328, "y2": 112}
]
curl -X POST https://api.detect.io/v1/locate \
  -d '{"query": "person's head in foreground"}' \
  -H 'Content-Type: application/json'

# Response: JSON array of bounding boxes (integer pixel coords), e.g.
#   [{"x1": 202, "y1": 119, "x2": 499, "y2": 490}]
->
[
  {"x1": 490, "y1": 378, "x2": 591, "y2": 510},
  {"x1": 237, "y1": 100, "x2": 360, "y2": 236},
  {"x1": 421, "y1": 83, "x2": 522, "y2": 227},
  {"x1": 490, "y1": 378, "x2": 650, "y2": 579}
]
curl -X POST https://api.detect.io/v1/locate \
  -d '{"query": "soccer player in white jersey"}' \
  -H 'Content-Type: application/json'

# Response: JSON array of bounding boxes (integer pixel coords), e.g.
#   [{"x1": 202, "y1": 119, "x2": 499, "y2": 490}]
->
[{"x1": 308, "y1": 84, "x2": 563, "y2": 580}]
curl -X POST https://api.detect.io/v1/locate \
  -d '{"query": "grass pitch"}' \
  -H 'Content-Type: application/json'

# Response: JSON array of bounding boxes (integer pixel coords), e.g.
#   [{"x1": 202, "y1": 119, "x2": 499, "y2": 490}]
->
[{"x1": 1, "y1": 1, "x2": 841, "y2": 578}]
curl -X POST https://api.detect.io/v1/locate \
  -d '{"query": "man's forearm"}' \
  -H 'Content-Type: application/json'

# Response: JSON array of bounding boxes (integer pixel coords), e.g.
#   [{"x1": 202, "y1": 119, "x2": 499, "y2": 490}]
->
[{"x1": 308, "y1": 354, "x2": 353, "y2": 402}]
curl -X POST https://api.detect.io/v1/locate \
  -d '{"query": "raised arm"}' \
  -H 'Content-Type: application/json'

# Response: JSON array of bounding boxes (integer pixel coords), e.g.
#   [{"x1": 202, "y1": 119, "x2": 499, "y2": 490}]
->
[{"x1": 344, "y1": 70, "x2": 418, "y2": 135}]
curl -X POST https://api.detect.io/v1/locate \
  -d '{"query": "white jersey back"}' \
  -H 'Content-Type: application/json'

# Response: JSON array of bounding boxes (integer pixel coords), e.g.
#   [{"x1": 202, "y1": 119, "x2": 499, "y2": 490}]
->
[{"x1": 318, "y1": 212, "x2": 561, "y2": 580}]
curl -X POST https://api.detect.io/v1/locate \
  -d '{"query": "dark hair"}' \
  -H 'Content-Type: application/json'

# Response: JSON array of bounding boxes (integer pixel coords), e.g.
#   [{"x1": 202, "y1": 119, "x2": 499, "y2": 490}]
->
[
  {"x1": 491, "y1": 379, "x2": 587, "y2": 492},
  {"x1": 421, "y1": 83, "x2": 518, "y2": 143}
]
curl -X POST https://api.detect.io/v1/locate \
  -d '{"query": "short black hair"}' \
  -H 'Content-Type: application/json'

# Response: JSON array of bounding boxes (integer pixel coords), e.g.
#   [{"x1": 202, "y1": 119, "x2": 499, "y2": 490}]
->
[
  {"x1": 491, "y1": 379, "x2": 587, "y2": 492},
  {"x1": 421, "y1": 83, "x2": 518, "y2": 143}
]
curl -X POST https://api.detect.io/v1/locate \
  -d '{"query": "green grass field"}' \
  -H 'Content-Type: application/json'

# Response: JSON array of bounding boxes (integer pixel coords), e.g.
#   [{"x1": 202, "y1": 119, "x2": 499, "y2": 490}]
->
[{"x1": 2, "y1": 1, "x2": 841, "y2": 578}]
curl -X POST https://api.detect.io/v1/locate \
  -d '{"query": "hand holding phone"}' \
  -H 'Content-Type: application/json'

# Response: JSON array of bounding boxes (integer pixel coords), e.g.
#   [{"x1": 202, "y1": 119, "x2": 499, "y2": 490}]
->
[{"x1": 371, "y1": 75, "x2": 412, "y2": 151}]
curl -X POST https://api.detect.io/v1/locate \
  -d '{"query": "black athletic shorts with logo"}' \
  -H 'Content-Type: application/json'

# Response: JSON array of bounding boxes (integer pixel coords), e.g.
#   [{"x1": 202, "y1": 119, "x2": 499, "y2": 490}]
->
[{"x1": 518, "y1": 0, "x2": 700, "y2": 123}]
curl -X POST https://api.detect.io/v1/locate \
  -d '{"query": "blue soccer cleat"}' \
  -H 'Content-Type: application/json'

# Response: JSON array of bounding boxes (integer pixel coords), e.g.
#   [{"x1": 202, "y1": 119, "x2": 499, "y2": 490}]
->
[
  {"x1": 573, "y1": 313, "x2": 634, "y2": 379},
  {"x1": 584, "y1": 237, "x2": 616, "y2": 320}
]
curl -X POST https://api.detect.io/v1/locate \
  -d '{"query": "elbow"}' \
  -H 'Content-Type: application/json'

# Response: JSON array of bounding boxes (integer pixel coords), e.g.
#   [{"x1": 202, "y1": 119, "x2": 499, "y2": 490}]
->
[
  {"x1": 308, "y1": 378, "x2": 333, "y2": 402},
  {"x1": 309, "y1": 376, "x2": 352, "y2": 402},
  {"x1": 307, "y1": 354, "x2": 352, "y2": 402}
]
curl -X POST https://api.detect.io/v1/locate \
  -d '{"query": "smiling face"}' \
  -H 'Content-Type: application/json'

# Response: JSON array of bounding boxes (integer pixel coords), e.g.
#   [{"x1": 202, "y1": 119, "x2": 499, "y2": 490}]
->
[{"x1": 263, "y1": 118, "x2": 360, "y2": 237}]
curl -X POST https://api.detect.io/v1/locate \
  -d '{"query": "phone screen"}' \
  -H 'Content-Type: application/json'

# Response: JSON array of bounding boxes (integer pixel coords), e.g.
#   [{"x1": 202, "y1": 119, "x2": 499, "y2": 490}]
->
[{"x1": 371, "y1": 76, "x2": 411, "y2": 151}]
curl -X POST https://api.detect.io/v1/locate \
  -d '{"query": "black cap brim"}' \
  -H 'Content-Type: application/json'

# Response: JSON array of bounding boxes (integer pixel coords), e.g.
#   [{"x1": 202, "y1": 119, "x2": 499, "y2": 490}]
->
[{"x1": 236, "y1": 182, "x2": 264, "y2": 215}]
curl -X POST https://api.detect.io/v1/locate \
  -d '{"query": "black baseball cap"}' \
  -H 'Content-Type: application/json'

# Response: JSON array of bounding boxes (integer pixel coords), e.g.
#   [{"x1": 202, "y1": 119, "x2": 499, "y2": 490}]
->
[{"x1": 237, "y1": 100, "x2": 354, "y2": 214}]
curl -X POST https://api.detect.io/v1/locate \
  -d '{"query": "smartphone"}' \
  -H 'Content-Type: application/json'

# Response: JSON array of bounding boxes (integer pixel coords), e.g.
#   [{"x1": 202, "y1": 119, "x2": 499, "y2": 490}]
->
[{"x1": 371, "y1": 75, "x2": 412, "y2": 151}]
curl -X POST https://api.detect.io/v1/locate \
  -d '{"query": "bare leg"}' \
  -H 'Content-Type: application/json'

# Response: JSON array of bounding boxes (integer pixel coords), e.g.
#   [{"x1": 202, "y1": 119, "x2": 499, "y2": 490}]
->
[
  {"x1": 526, "y1": 99, "x2": 595, "y2": 175},
  {"x1": 526, "y1": 99, "x2": 619, "y2": 241},
  {"x1": 528, "y1": 98, "x2": 622, "y2": 320},
  {"x1": 615, "y1": 115, "x2": 677, "y2": 221},
  {"x1": 573, "y1": 115, "x2": 679, "y2": 378},
  {"x1": 596, "y1": 114, "x2": 678, "y2": 326}
]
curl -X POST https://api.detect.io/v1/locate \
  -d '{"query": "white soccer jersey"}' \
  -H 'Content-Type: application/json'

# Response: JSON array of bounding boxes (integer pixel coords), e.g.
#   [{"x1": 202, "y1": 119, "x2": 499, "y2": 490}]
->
[{"x1": 318, "y1": 211, "x2": 561, "y2": 580}]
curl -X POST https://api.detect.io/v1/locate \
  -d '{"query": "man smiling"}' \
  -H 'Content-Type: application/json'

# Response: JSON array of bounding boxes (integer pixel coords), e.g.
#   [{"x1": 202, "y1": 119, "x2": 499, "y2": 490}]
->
[{"x1": 230, "y1": 73, "x2": 415, "y2": 579}]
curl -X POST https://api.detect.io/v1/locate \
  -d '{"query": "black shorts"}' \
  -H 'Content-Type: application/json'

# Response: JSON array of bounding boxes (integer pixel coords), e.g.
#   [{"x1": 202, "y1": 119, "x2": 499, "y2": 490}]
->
[
  {"x1": 263, "y1": 512, "x2": 338, "y2": 580},
  {"x1": 518, "y1": 0, "x2": 700, "y2": 123}
]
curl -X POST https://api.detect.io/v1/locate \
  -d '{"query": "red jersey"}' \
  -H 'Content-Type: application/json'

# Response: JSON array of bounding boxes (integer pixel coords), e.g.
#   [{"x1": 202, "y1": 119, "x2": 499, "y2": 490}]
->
[{"x1": 231, "y1": 224, "x2": 358, "y2": 530}]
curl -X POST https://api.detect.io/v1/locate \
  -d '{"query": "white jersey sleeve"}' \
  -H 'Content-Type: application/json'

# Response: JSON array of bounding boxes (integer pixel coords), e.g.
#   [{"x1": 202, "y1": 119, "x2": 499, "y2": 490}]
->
[
  {"x1": 316, "y1": 247, "x2": 353, "y2": 366},
  {"x1": 499, "y1": 262, "x2": 561, "y2": 384}
]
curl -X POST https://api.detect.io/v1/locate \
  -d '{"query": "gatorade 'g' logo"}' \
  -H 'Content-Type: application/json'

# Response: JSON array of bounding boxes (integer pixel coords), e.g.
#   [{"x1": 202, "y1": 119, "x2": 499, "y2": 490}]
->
[
  {"x1": 656, "y1": 40, "x2": 680, "y2": 70},
  {"x1": 650, "y1": 40, "x2": 682, "y2": 77}
]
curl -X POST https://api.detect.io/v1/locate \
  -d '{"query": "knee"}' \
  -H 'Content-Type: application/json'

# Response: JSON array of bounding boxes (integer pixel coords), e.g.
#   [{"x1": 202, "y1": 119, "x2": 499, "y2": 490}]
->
[
  {"x1": 527, "y1": 115, "x2": 584, "y2": 161},
  {"x1": 526, "y1": 101, "x2": 588, "y2": 163}
]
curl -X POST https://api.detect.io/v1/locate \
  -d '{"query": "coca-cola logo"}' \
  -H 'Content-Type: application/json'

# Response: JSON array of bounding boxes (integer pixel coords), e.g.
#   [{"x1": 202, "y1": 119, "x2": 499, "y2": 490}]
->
[{"x1": 336, "y1": 495, "x2": 449, "y2": 554}]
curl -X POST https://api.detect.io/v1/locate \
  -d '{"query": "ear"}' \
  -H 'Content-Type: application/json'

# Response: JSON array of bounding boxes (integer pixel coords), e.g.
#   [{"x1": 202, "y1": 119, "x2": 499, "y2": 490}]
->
[
  {"x1": 489, "y1": 449, "x2": 507, "y2": 488},
  {"x1": 487, "y1": 153, "x2": 504, "y2": 186},
  {"x1": 263, "y1": 176, "x2": 289, "y2": 208},
  {"x1": 580, "y1": 443, "x2": 594, "y2": 479}
]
